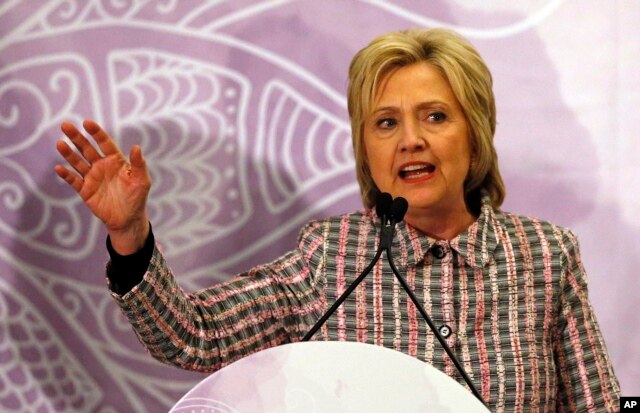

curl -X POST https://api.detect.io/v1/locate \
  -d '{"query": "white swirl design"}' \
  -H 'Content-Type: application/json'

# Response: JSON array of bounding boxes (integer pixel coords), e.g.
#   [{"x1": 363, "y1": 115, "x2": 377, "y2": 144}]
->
[{"x1": 0, "y1": 2, "x2": 634, "y2": 412}]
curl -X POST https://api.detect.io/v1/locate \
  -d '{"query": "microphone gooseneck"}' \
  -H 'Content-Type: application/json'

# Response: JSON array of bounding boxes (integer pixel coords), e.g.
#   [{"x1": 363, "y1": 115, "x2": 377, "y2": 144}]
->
[
  {"x1": 302, "y1": 192, "x2": 392, "y2": 342},
  {"x1": 385, "y1": 243, "x2": 485, "y2": 406}
]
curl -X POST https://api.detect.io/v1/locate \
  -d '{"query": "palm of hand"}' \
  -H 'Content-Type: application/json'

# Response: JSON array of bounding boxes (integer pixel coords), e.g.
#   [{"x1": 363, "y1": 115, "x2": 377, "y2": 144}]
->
[
  {"x1": 81, "y1": 154, "x2": 146, "y2": 232},
  {"x1": 55, "y1": 120, "x2": 151, "y2": 236}
]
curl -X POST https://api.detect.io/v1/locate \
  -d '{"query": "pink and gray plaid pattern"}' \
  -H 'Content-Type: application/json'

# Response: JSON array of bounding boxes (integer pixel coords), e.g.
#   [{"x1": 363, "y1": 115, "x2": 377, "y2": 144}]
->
[{"x1": 111, "y1": 197, "x2": 620, "y2": 412}]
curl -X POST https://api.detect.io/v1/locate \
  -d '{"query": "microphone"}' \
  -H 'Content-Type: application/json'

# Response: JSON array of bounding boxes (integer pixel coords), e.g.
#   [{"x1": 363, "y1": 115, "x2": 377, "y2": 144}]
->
[
  {"x1": 389, "y1": 196, "x2": 408, "y2": 222},
  {"x1": 379, "y1": 196, "x2": 407, "y2": 250},
  {"x1": 375, "y1": 192, "x2": 393, "y2": 225},
  {"x1": 301, "y1": 193, "x2": 485, "y2": 406}
]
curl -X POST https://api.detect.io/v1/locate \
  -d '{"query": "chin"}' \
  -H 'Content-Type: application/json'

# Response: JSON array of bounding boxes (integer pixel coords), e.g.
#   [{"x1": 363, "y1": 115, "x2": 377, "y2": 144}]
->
[
  {"x1": 399, "y1": 189, "x2": 439, "y2": 205},
  {"x1": 403, "y1": 192, "x2": 464, "y2": 215}
]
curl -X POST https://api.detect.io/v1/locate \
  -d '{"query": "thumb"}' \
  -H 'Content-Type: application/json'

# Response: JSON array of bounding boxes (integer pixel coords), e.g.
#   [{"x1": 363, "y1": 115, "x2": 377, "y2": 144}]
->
[{"x1": 129, "y1": 145, "x2": 149, "y2": 177}]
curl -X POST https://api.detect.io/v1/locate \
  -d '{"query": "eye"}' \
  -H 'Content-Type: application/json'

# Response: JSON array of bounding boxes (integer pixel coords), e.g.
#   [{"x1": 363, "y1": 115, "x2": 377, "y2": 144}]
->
[
  {"x1": 376, "y1": 118, "x2": 397, "y2": 129},
  {"x1": 428, "y1": 112, "x2": 447, "y2": 122}
]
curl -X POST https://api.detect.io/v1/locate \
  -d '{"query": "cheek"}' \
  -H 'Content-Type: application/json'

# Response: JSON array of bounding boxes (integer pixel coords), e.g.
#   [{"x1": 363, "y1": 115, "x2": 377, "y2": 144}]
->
[
  {"x1": 365, "y1": 135, "x2": 394, "y2": 162},
  {"x1": 437, "y1": 140, "x2": 471, "y2": 178},
  {"x1": 363, "y1": 144, "x2": 392, "y2": 190},
  {"x1": 454, "y1": 151, "x2": 473, "y2": 181},
  {"x1": 365, "y1": 142, "x2": 393, "y2": 176}
]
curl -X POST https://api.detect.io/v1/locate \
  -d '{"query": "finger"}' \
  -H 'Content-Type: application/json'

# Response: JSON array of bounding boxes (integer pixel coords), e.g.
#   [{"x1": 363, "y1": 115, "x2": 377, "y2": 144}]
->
[
  {"x1": 56, "y1": 139, "x2": 91, "y2": 176},
  {"x1": 129, "y1": 145, "x2": 147, "y2": 174},
  {"x1": 83, "y1": 119, "x2": 121, "y2": 157},
  {"x1": 60, "y1": 121, "x2": 102, "y2": 164},
  {"x1": 128, "y1": 145, "x2": 152, "y2": 187},
  {"x1": 54, "y1": 164, "x2": 84, "y2": 194}
]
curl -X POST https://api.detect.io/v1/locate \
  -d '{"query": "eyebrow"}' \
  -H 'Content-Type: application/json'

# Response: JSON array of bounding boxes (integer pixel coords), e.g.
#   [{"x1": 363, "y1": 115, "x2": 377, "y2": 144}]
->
[{"x1": 371, "y1": 100, "x2": 450, "y2": 115}]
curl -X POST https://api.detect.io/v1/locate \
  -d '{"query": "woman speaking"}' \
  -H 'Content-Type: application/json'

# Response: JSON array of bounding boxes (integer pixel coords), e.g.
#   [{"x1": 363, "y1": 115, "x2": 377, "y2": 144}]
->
[{"x1": 54, "y1": 28, "x2": 620, "y2": 412}]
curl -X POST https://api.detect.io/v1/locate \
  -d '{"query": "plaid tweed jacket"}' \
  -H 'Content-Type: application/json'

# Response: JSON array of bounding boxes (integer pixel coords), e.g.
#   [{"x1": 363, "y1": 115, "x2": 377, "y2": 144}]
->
[{"x1": 110, "y1": 198, "x2": 620, "y2": 412}]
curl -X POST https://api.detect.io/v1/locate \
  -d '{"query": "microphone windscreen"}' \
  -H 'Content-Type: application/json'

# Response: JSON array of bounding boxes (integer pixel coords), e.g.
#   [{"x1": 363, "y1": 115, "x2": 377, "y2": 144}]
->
[
  {"x1": 375, "y1": 192, "x2": 393, "y2": 217},
  {"x1": 389, "y1": 197, "x2": 409, "y2": 221}
]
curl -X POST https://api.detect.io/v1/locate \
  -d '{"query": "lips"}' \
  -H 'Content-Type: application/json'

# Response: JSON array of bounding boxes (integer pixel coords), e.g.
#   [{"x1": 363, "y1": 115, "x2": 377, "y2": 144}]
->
[{"x1": 399, "y1": 162, "x2": 436, "y2": 180}]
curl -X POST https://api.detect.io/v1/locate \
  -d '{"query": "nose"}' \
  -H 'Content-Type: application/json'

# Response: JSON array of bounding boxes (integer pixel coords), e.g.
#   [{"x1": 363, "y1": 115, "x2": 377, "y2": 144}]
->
[{"x1": 399, "y1": 120, "x2": 426, "y2": 152}]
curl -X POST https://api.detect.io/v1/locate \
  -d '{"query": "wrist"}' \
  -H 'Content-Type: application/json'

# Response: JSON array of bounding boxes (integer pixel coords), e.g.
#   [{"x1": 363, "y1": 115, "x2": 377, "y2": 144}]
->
[{"x1": 108, "y1": 218, "x2": 150, "y2": 255}]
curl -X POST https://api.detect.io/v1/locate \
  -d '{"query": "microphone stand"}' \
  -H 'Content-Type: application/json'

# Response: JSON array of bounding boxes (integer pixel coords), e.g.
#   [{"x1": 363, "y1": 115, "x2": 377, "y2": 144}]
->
[
  {"x1": 302, "y1": 192, "x2": 392, "y2": 343},
  {"x1": 301, "y1": 195, "x2": 486, "y2": 407},
  {"x1": 385, "y1": 246, "x2": 486, "y2": 406},
  {"x1": 301, "y1": 236, "x2": 384, "y2": 342}
]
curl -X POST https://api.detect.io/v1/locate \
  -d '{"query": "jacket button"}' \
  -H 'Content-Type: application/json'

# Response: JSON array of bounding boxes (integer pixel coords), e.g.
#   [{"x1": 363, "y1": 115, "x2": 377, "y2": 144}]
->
[
  {"x1": 432, "y1": 245, "x2": 446, "y2": 259},
  {"x1": 439, "y1": 324, "x2": 452, "y2": 338}
]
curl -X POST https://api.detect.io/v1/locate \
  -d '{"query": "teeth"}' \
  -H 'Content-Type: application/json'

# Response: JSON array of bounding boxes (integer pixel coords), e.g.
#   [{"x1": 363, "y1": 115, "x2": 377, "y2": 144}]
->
[
  {"x1": 401, "y1": 164, "x2": 432, "y2": 172},
  {"x1": 399, "y1": 163, "x2": 435, "y2": 179}
]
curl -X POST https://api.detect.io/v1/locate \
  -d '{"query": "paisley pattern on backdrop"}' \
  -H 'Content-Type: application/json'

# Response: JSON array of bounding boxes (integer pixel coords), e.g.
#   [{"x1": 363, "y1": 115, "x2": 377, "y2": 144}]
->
[{"x1": 0, "y1": 1, "x2": 637, "y2": 411}]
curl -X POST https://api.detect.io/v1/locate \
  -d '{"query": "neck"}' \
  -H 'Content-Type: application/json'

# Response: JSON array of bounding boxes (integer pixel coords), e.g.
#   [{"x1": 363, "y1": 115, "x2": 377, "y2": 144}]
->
[{"x1": 403, "y1": 204, "x2": 476, "y2": 241}]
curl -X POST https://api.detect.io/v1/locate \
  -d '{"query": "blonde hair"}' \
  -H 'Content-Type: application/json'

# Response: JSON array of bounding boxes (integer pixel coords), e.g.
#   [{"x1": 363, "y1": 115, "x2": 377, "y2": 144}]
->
[{"x1": 348, "y1": 28, "x2": 505, "y2": 213}]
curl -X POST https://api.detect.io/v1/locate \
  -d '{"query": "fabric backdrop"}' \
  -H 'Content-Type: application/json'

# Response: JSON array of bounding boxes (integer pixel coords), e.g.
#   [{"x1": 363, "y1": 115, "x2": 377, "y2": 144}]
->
[{"x1": 0, "y1": 1, "x2": 638, "y2": 411}]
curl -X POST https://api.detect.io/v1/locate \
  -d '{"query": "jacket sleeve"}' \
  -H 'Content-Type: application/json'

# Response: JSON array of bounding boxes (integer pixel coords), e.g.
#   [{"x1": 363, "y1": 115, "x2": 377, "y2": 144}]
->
[
  {"x1": 107, "y1": 220, "x2": 327, "y2": 373},
  {"x1": 554, "y1": 229, "x2": 620, "y2": 412}
]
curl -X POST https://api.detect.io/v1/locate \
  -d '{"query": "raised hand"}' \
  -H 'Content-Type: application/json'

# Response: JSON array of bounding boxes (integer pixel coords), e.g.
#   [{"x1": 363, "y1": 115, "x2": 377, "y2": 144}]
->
[{"x1": 55, "y1": 120, "x2": 151, "y2": 254}]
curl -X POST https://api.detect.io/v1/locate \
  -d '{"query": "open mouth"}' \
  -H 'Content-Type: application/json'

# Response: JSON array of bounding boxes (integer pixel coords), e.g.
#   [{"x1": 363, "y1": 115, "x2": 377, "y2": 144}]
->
[{"x1": 399, "y1": 163, "x2": 436, "y2": 180}]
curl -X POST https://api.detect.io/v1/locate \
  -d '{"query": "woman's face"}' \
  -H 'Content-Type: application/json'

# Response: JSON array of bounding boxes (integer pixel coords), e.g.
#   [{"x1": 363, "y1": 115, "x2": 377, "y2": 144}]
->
[{"x1": 363, "y1": 62, "x2": 472, "y2": 219}]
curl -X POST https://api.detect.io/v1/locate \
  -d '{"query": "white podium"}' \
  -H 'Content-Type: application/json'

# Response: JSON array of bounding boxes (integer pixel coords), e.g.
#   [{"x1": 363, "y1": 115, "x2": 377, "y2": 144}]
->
[{"x1": 170, "y1": 341, "x2": 489, "y2": 412}]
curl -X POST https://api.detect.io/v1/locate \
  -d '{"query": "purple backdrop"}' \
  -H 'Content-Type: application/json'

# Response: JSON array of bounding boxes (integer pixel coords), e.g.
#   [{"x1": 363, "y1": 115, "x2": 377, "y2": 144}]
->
[{"x1": 0, "y1": 1, "x2": 638, "y2": 411}]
